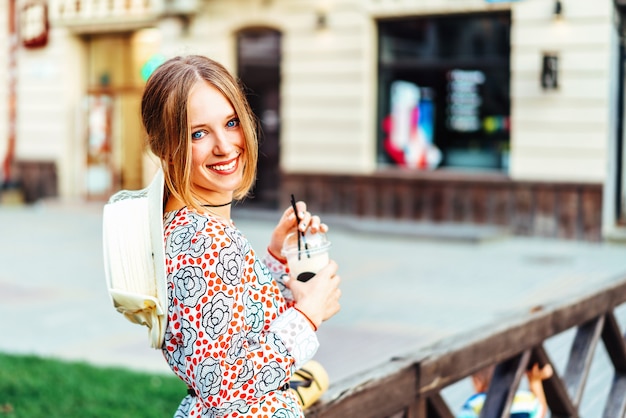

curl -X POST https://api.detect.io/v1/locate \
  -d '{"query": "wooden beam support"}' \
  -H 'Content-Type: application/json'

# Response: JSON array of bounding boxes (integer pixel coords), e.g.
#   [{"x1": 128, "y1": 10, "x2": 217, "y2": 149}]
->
[
  {"x1": 479, "y1": 350, "x2": 530, "y2": 418},
  {"x1": 426, "y1": 393, "x2": 454, "y2": 418},
  {"x1": 563, "y1": 315, "x2": 605, "y2": 408},
  {"x1": 602, "y1": 312, "x2": 626, "y2": 373},
  {"x1": 530, "y1": 345, "x2": 578, "y2": 417},
  {"x1": 602, "y1": 373, "x2": 626, "y2": 418}
]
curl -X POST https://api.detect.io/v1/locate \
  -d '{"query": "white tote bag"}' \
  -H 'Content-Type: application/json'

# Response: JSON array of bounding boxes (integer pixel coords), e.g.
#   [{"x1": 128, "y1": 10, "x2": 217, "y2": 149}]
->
[{"x1": 102, "y1": 169, "x2": 167, "y2": 349}]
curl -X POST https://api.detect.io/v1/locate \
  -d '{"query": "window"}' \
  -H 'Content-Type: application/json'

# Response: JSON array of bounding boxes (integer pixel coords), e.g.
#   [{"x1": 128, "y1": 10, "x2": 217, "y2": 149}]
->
[{"x1": 377, "y1": 12, "x2": 511, "y2": 171}]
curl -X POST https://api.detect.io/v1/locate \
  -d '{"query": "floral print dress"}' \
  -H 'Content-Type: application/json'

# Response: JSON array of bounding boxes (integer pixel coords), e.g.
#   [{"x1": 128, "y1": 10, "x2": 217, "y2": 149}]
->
[{"x1": 162, "y1": 208, "x2": 319, "y2": 418}]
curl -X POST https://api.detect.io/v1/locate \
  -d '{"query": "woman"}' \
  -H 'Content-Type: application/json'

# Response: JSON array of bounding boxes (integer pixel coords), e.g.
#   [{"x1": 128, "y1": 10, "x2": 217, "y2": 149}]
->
[{"x1": 141, "y1": 55, "x2": 342, "y2": 417}]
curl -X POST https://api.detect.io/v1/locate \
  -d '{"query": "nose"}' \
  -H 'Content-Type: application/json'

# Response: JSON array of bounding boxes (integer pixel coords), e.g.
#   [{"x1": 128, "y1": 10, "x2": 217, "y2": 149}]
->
[{"x1": 212, "y1": 129, "x2": 235, "y2": 155}]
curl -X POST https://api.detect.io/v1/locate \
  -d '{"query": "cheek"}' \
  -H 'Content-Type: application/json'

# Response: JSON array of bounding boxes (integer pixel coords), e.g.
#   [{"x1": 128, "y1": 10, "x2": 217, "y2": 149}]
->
[
  {"x1": 189, "y1": 146, "x2": 209, "y2": 171},
  {"x1": 234, "y1": 132, "x2": 246, "y2": 150}
]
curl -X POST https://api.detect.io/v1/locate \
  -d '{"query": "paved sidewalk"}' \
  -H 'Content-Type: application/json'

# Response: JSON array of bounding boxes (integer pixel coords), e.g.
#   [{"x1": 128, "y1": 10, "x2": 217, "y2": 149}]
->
[{"x1": 1, "y1": 200, "x2": 626, "y2": 415}]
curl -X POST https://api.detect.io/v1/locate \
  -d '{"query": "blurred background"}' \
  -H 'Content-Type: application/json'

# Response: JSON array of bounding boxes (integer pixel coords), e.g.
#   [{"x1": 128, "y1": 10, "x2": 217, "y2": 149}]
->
[
  {"x1": 2, "y1": 1, "x2": 626, "y2": 416},
  {"x1": 2, "y1": 0, "x2": 626, "y2": 242}
]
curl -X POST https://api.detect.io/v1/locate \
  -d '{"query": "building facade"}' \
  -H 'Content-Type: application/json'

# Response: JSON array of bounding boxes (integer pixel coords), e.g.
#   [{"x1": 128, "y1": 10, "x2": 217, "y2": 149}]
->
[{"x1": 1, "y1": 0, "x2": 625, "y2": 240}]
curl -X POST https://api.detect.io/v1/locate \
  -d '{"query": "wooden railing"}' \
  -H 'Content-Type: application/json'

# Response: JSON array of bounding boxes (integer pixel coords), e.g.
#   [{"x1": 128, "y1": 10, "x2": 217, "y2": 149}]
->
[{"x1": 305, "y1": 276, "x2": 626, "y2": 417}]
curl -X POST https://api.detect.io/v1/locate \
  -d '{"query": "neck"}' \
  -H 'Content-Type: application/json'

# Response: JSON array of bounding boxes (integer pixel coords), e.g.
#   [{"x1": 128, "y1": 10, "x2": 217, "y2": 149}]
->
[
  {"x1": 200, "y1": 204, "x2": 231, "y2": 222},
  {"x1": 164, "y1": 196, "x2": 232, "y2": 220}
]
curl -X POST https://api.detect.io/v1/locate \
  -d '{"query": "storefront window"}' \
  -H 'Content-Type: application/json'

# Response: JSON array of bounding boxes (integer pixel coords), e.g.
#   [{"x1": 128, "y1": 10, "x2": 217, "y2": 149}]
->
[{"x1": 377, "y1": 12, "x2": 511, "y2": 171}]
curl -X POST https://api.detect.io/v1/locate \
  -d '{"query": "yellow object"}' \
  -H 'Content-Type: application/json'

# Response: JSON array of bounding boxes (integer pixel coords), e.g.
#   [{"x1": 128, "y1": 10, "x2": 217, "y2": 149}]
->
[{"x1": 290, "y1": 360, "x2": 329, "y2": 409}]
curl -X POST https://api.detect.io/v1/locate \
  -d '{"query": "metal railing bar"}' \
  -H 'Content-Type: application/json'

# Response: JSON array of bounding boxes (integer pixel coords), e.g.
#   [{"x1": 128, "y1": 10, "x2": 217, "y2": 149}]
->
[
  {"x1": 563, "y1": 315, "x2": 605, "y2": 408},
  {"x1": 479, "y1": 350, "x2": 531, "y2": 418},
  {"x1": 601, "y1": 311, "x2": 626, "y2": 372},
  {"x1": 530, "y1": 345, "x2": 578, "y2": 417},
  {"x1": 601, "y1": 372, "x2": 626, "y2": 418}
]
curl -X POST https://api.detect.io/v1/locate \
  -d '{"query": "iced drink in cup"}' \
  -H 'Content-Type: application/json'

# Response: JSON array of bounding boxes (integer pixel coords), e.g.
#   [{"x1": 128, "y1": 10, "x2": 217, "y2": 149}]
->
[{"x1": 282, "y1": 231, "x2": 331, "y2": 282}]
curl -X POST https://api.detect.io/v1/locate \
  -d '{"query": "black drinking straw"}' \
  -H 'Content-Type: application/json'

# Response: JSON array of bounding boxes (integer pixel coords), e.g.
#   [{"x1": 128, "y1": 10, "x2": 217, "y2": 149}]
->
[{"x1": 290, "y1": 194, "x2": 310, "y2": 260}]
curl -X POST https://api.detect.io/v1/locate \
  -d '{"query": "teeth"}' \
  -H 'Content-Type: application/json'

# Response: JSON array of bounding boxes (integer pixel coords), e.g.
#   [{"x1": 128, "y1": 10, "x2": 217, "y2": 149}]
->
[{"x1": 210, "y1": 160, "x2": 236, "y2": 171}]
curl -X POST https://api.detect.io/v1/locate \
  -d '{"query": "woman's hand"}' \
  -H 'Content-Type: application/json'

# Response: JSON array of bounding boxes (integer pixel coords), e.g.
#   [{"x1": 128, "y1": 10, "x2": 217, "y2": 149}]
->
[
  {"x1": 268, "y1": 200, "x2": 328, "y2": 259},
  {"x1": 284, "y1": 260, "x2": 341, "y2": 328}
]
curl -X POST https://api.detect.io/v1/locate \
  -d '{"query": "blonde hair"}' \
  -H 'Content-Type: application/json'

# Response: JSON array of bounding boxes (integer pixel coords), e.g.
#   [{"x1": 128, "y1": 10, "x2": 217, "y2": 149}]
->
[{"x1": 141, "y1": 55, "x2": 258, "y2": 210}]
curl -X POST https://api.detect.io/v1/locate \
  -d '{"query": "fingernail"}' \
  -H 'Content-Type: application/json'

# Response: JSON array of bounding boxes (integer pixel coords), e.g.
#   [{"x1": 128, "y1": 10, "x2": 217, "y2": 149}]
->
[
  {"x1": 299, "y1": 211, "x2": 305, "y2": 218},
  {"x1": 300, "y1": 222, "x2": 306, "y2": 229}
]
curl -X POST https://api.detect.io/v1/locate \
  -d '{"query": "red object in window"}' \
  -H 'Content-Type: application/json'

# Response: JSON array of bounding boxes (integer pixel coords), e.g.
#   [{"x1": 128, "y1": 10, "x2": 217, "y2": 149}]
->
[{"x1": 20, "y1": 2, "x2": 49, "y2": 48}]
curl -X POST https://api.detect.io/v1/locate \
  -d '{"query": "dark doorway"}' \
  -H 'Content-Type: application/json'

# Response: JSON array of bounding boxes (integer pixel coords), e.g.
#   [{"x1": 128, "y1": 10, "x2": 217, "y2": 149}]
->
[{"x1": 237, "y1": 28, "x2": 281, "y2": 209}]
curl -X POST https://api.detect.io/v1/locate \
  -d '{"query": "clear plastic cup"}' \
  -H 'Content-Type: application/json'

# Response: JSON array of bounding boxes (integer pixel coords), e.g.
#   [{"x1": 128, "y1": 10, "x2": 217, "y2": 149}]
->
[{"x1": 281, "y1": 231, "x2": 331, "y2": 282}]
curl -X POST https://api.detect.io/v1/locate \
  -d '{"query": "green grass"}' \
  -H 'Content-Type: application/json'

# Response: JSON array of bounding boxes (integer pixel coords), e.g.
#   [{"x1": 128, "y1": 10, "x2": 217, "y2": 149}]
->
[{"x1": 0, "y1": 353, "x2": 187, "y2": 417}]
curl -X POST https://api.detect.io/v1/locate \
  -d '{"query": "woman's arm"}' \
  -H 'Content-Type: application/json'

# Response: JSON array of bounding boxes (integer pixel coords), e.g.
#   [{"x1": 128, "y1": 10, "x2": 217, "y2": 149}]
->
[{"x1": 263, "y1": 249, "x2": 294, "y2": 304}]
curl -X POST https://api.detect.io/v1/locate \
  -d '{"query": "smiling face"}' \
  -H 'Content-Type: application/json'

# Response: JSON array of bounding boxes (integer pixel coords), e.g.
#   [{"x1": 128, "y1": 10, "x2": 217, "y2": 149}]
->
[
  {"x1": 142, "y1": 55, "x2": 258, "y2": 210},
  {"x1": 187, "y1": 80, "x2": 246, "y2": 205}
]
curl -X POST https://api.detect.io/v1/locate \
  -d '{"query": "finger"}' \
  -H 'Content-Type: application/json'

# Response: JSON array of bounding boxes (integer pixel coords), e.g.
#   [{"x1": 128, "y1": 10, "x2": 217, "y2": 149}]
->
[
  {"x1": 281, "y1": 274, "x2": 292, "y2": 288},
  {"x1": 309, "y1": 215, "x2": 322, "y2": 233},
  {"x1": 283, "y1": 274, "x2": 302, "y2": 291},
  {"x1": 299, "y1": 211, "x2": 312, "y2": 232},
  {"x1": 328, "y1": 276, "x2": 341, "y2": 292},
  {"x1": 295, "y1": 201, "x2": 307, "y2": 219},
  {"x1": 284, "y1": 201, "x2": 305, "y2": 220},
  {"x1": 320, "y1": 260, "x2": 338, "y2": 276},
  {"x1": 542, "y1": 364, "x2": 554, "y2": 379},
  {"x1": 283, "y1": 207, "x2": 297, "y2": 226},
  {"x1": 296, "y1": 200, "x2": 307, "y2": 209}
]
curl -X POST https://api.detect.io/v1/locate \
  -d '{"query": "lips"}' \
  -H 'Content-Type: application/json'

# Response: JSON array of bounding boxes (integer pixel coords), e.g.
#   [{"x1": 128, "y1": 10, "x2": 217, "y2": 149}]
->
[{"x1": 207, "y1": 157, "x2": 238, "y2": 174}]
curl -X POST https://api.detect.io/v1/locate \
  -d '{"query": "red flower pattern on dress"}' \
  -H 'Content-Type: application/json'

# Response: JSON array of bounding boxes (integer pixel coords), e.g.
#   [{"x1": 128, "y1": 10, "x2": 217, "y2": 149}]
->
[{"x1": 162, "y1": 208, "x2": 318, "y2": 418}]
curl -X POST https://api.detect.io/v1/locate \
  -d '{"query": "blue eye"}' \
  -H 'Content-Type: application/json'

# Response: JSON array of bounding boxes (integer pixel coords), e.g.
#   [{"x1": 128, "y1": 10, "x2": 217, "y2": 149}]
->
[
  {"x1": 191, "y1": 131, "x2": 204, "y2": 140},
  {"x1": 227, "y1": 118, "x2": 240, "y2": 128}
]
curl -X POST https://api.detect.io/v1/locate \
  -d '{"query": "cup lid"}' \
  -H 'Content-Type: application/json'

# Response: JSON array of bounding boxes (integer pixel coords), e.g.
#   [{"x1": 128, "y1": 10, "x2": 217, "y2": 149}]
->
[{"x1": 282, "y1": 231, "x2": 331, "y2": 256}]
